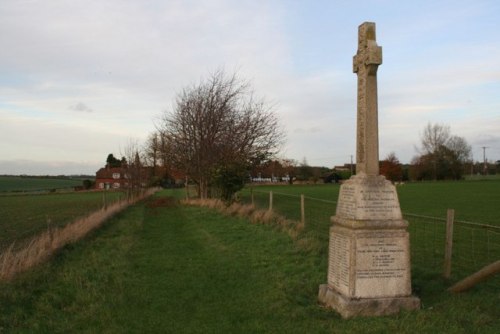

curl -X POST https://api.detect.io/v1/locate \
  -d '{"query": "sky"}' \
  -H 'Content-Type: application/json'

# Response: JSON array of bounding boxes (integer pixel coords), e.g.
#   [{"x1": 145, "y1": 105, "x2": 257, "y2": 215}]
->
[{"x1": 1, "y1": 0, "x2": 499, "y2": 175}]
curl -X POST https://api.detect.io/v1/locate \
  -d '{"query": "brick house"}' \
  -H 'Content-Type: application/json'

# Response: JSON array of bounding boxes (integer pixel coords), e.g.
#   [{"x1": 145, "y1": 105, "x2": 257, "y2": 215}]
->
[
  {"x1": 95, "y1": 164, "x2": 188, "y2": 189},
  {"x1": 95, "y1": 166, "x2": 128, "y2": 189}
]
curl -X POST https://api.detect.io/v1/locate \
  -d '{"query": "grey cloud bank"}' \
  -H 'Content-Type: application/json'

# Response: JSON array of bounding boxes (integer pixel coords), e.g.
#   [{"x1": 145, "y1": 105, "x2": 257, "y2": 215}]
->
[{"x1": 0, "y1": 0, "x2": 499, "y2": 174}]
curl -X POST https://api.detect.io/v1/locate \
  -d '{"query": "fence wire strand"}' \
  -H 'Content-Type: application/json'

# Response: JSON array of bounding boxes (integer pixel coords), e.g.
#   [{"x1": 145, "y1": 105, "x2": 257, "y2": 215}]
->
[{"x1": 240, "y1": 187, "x2": 499, "y2": 288}]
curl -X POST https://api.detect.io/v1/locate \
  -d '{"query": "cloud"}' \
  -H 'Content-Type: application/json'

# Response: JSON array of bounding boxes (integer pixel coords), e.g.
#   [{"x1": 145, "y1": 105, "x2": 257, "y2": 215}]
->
[
  {"x1": 70, "y1": 102, "x2": 93, "y2": 113},
  {"x1": 0, "y1": 113, "x2": 134, "y2": 162},
  {"x1": 0, "y1": 159, "x2": 100, "y2": 176},
  {"x1": 0, "y1": 0, "x2": 499, "y2": 173}
]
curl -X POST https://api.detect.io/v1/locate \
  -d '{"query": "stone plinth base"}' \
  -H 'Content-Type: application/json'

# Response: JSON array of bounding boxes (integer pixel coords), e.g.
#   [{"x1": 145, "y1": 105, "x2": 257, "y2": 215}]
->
[
  {"x1": 318, "y1": 284, "x2": 420, "y2": 318},
  {"x1": 319, "y1": 173, "x2": 421, "y2": 318}
]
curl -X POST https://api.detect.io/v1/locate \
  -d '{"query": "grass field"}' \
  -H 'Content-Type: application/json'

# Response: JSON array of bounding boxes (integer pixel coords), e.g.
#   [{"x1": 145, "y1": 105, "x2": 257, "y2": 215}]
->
[
  {"x1": 0, "y1": 191, "x2": 498, "y2": 333},
  {"x1": 0, "y1": 191, "x2": 125, "y2": 251},
  {"x1": 464, "y1": 174, "x2": 500, "y2": 181},
  {"x1": 241, "y1": 181, "x2": 500, "y2": 283},
  {"x1": 245, "y1": 179, "x2": 500, "y2": 225},
  {"x1": 0, "y1": 176, "x2": 87, "y2": 193}
]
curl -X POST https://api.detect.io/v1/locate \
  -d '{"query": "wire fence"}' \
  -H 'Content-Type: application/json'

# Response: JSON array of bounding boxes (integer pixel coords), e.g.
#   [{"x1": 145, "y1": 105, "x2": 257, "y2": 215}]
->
[
  {"x1": 240, "y1": 188, "x2": 500, "y2": 288},
  {"x1": 0, "y1": 190, "x2": 129, "y2": 252}
]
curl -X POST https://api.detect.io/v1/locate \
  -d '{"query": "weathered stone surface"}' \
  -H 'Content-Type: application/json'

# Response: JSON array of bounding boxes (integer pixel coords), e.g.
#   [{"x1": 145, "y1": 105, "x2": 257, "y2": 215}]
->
[
  {"x1": 318, "y1": 284, "x2": 421, "y2": 319},
  {"x1": 318, "y1": 21, "x2": 420, "y2": 317},
  {"x1": 335, "y1": 173, "x2": 402, "y2": 221},
  {"x1": 353, "y1": 22, "x2": 382, "y2": 176},
  {"x1": 326, "y1": 225, "x2": 412, "y2": 299}
]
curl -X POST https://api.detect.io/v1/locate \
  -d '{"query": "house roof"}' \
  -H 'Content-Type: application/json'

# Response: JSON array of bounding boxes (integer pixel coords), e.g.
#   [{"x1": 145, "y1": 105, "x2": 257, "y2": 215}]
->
[
  {"x1": 168, "y1": 169, "x2": 186, "y2": 180},
  {"x1": 96, "y1": 167, "x2": 126, "y2": 179}
]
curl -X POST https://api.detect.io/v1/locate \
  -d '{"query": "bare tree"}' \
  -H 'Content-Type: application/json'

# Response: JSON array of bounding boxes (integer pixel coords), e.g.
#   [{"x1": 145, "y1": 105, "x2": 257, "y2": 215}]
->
[
  {"x1": 143, "y1": 132, "x2": 160, "y2": 170},
  {"x1": 447, "y1": 135, "x2": 472, "y2": 164},
  {"x1": 413, "y1": 123, "x2": 471, "y2": 180},
  {"x1": 281, "y1": 158, "x2": 297, "y2": 184},
  {"x1": 159, "y1": 70, "x2": 284, "y2": 199},
  {"x1": 158, "y1": 130, "x2": 171, "y2": 170},
  {"x1": 297, "y1": 157, "x2": 313, "y2": 182},
  {"x1": 419, "y1": 123, "x2": 451, "y2": 155},
  {"x1": 121, "y1": 138, "x2": 146, "y2": 195},
  {"x1": 143, "y1": 131, "x2": 164, "y2": 185}
]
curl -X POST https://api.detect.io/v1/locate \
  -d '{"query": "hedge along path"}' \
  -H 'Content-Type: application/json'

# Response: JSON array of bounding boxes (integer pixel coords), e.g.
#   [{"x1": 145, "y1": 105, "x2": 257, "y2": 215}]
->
[{"x1": 0, "y1": 188, "x2": 158, "y2": 281}]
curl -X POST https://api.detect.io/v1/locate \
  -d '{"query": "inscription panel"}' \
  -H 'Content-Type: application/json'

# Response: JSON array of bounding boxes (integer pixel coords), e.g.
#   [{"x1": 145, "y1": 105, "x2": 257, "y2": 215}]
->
[
  {"x1": 336, "y1": 185, "x2": 356, "y2": 218},
  {"x1": 354, "y1": 231, "x2": 411, "y2": 298},
  {"x1": 357, "y1": 186, "x2": 401, "y2": 220},
  {"x1": 335, "y1": 180, "x2": 402, "y2": 220},
  {"x1": 328, "y1": 231, "x2": 351, "y2": 295}
]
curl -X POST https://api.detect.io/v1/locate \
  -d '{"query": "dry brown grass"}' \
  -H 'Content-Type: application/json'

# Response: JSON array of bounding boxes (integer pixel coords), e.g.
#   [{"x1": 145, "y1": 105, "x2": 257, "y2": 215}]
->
[
  {"x1": 184, "y1": 198, "x2": 325, "y2": 253},
  {"x1": 184, "y1": 198, "x2": 304, "y2": 240},
  {"x1": 0, "y1": 188, "x2": 158, "y2": 281},
  {"x1": 295, "y1": 236, "x2": 324, "y2": 254}
]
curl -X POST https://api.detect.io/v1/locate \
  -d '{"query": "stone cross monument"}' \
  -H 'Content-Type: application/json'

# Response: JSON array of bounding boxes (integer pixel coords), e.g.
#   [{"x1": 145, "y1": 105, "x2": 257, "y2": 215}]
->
[
  {"x1": 318, "y1": 22, "x2": 420, "y2": 318},
  {"x1": 353, "y1": 22, "x2": 381, "y2": 176}
]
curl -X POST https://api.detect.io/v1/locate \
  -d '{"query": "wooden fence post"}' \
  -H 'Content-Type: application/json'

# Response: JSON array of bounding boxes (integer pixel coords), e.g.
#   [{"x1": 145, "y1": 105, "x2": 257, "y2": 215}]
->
[
  {"x1": 301, "y1": 194, "x2": 305, "y2": 225},
  {"x1": 448, "y1": 260, "x2": 500, "y2": 293},
  {"x1": 443, "y1": 208, "x2": 455, "y2": 279},
  {"x1": 269, "y1": 191, "x2": 273, "y2": 211}
]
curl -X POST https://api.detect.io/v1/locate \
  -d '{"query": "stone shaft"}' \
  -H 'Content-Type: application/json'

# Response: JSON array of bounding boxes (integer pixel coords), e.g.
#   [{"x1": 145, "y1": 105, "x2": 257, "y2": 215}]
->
[{"x1": 353, "y1": 22, "x2": 382, "y2": 176}]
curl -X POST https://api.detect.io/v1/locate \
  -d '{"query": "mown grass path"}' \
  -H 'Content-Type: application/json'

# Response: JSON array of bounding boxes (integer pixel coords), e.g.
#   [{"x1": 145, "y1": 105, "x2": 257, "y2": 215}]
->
[{"x1": 1, "y1": 191, "x2": 498, "y2": 333}]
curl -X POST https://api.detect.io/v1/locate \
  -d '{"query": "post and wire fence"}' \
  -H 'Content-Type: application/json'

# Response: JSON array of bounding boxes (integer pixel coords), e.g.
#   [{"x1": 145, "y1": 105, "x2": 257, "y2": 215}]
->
[
  {"x1": 0, "y1": 189, "x2": 150, "y2": 253},
  {"x1": 240, "y1": 187, "x2": 500, "y2": 288}
]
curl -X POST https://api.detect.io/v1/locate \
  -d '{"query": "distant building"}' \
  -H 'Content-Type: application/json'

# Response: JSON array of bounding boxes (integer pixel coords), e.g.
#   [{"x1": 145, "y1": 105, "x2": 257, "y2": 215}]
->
[
  {"x1": 95, "y1": 164, "x2": 188, "y2": 189},
  {"x1": 165, "y1": 168, "x2": 187, "y2": 186},
  {"x1": 333, "y1": 163, "x2": 354, "y2": 172},
  {"x1": 95, "y1": 166, "x2": 128, "y2": 189}
]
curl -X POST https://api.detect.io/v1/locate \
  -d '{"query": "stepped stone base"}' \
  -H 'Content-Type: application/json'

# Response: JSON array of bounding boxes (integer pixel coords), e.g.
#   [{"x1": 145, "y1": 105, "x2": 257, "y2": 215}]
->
[
  {"x1": 318, "y1": 284, "x2": 420, "y2": 318},
  {"x1": 318, "y1": 173, "x2": 420, "y2": 318}
]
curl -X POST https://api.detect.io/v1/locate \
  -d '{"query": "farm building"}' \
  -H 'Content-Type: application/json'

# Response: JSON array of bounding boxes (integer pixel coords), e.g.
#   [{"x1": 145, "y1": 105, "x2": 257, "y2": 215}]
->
[
  {"x1": 95, "y1": 166, "x2": 128, "y2": 189},
  {"x1": 95, "y1": 164, "x2": 187, "y2": 189}
]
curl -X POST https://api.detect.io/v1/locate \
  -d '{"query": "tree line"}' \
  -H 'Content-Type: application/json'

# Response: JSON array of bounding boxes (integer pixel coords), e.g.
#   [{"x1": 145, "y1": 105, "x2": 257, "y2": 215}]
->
[
  {"x1": 116, "y1": 70, "x2": 492, "y2": 201},
  {"x1": 379, "y1": 123, "x2": 474, "y2": 182}
]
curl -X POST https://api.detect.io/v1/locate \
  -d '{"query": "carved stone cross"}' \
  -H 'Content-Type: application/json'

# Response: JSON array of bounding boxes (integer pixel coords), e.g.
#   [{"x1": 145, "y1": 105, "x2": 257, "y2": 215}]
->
[
  {"x1": 353, "y1": 22, "x2": 382, "y2": 176},
  {"x1": 319, "y1": 22, "x2": 420, "y2": 318}
]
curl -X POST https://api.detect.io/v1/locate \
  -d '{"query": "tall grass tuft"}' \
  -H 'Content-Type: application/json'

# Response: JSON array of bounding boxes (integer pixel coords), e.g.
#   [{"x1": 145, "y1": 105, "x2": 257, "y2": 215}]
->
[
  {"x1": 184, "y1": 198, "x2": 324, "y2": 253},
  {"x1": 184, "y1": 198, "x2": 304, "y2": 240},
  {"x1": 0, "y1": 188, "x2": 158, "y2": 281}
]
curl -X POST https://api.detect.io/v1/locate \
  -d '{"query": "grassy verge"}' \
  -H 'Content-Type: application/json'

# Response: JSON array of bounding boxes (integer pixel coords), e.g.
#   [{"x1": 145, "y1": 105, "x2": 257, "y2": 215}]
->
[{"x1": 1, "y1": 190, "x2": 498, "y2": 333}]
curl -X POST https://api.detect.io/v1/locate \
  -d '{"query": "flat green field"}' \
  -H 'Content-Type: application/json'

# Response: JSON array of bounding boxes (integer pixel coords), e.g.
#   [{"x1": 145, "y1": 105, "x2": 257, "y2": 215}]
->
[
  {"x1": 0, "y1": 191, "x2": 497, "y2": 333},
  {"x1": 0, "y1": 191, "x2": 125, "y2": 250},
  {"x1": 243, "y1": 181, "x2": 500, "y2": 283},
  {"x1": 246, "y1": 179, "x2": 500, "y2": 225},
  {"x1": 0, "y1": 176, "x2": 85, "y2": 192}
]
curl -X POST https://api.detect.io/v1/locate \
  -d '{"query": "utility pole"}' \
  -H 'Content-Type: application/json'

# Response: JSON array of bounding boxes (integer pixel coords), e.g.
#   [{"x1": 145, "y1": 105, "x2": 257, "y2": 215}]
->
[{"x1": 482, "y1": 146, "x2": 489, "y2": 175}]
